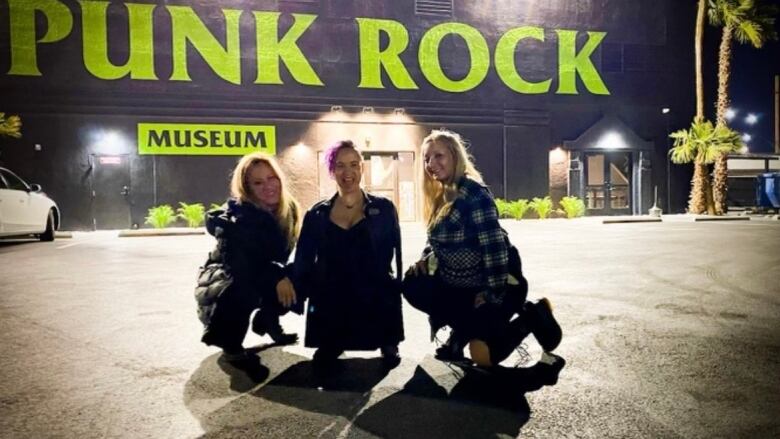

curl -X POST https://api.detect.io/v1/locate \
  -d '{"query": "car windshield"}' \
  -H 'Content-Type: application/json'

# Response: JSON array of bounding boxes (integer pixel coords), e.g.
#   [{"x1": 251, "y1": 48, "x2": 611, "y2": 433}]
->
[{"x1": 0, "y1": 169, "x2": 29, "y2": 191}]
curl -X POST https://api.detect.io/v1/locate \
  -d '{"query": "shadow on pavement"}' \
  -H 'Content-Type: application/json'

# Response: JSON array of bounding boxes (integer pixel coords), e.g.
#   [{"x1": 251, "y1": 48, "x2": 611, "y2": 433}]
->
[
  {"x1": 353, "y1": 363, "x2": 548, "y2": 438},
  {"x1": 0, "y1": 239, "x2": 39, "y2": 249},
  {"x1": 184, "y1": 348, "x2": 552, "y2": 438}
]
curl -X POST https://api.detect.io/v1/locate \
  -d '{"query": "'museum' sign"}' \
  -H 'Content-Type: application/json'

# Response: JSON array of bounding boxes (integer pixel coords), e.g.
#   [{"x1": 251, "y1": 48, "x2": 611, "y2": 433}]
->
[
  {"x1": 5, "y1": 0, "x2": 610, "y2": 95},
  {"x1": 137, "y1": 123, "x2": 276, "y2": 156}
]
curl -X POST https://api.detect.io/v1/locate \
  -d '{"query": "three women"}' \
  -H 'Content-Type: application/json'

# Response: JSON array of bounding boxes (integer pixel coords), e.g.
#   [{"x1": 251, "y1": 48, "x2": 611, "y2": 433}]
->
[{"x1": 197, "y1": 131, "x2": 563, "y2": 380}]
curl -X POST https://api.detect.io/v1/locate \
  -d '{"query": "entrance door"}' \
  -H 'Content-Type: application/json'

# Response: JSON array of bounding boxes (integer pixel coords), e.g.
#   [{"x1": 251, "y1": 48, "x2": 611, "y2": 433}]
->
[
  {"x1": 91, "y1": 154, "x2": 131, "y2": 230},
  {"x1": 362, "y1": 152, "x2": 416, "y2": 221},
  {"x1": 585, "y1": 152, "x2": 632, "y2": 215}
]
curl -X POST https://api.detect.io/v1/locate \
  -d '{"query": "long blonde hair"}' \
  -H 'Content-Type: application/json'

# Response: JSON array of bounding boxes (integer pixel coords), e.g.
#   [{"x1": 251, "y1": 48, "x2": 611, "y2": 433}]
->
[
  {"x1": 421, "y1": 129, "x2": 483, "y2": 227},
  {"x1": 230, "y1": 152, "x2": 301, "y2": 248}
]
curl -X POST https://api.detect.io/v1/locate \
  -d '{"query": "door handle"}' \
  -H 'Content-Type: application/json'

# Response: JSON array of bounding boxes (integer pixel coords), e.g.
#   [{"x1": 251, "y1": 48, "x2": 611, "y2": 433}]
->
[{"x1": 121, "y1": 185, "x2": 130, "y2": 196}]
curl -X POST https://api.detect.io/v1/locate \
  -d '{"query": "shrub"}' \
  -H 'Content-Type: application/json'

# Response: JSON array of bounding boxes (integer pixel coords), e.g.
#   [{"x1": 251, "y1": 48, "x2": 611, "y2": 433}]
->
[
  {"x1": 177, "y1": 202, "x2": 205, "y2": 228},
  {"x1": 508, "y1": 199, "x2": 531, "y2": 220},
  {"x1": 495, "y1": 198, "x2": 513, "y2": 218},
  {"x1": 529, "y1": 196, "x2": 553, "y2": 219},
  {"x1": 208, "y1": 202, "x2": 223, "y2": 212},
  {"x1": 559, "y1": 196, "x2": 586, "y2": 219},
  {"x1": 145, "y1": 204, "x2": 176, "y2": 229}
]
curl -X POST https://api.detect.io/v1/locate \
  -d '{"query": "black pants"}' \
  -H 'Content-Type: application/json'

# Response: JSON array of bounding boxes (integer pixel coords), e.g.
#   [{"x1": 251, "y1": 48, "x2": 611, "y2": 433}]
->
[
  {"x1": 202, "y1": 282, "x2": 286, "y2": 350},
  {"x1": 403, "y1": 273, "x2": 530, "y2": 364}
]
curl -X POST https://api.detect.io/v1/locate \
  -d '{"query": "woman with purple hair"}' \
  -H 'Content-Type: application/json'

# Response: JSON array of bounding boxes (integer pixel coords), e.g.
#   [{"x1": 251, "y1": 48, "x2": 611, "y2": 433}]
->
[{"x1": 294, "y1": 140, "x2": 404, "y2": 370}]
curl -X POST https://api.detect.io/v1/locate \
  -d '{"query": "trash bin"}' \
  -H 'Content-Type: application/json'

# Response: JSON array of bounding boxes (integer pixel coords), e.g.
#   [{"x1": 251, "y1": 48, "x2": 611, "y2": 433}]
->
[{"x1": 756, "y1": 172, "x2": 780, "y2": 209}]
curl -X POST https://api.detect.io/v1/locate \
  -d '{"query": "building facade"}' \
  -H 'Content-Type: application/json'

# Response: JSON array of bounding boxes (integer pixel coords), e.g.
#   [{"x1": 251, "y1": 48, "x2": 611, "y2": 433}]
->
[{"x1": 0, "y1": 0, "x2": 697, "y2": 230}]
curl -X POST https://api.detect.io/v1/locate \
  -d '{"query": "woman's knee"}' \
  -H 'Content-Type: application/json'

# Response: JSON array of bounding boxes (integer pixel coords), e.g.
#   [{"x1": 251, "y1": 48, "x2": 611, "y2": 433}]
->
[{"x1": 469, "y1": 339, "x2": 492, "y2": 367}]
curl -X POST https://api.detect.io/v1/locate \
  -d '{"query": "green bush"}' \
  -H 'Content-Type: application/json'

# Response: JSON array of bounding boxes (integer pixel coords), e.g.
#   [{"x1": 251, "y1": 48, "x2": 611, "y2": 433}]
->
[
  {"x1": 495, "y1": 198, "x2": 513, "y2": 218},
  {"x1": 559, "y1": 196, "x2": 586, "y2": 219},
  {"x1": 496, "y1": 198, "x2": 531, "y2": 220},
  {"x1": 529, "y1": 196, "x2": 553, "y2": 219},
  {"x1": 208, "y1": 202, "x2": 223, "y2": 212},
  {"x1": 145, "y1": 205, "x2": 176, "y2": 229},
  {"x1": 177, "y1": 202, "x2": 205, "y2": 228},
  {"x1": 507, "y1": 199, "x2": 530, "y2": 220}
]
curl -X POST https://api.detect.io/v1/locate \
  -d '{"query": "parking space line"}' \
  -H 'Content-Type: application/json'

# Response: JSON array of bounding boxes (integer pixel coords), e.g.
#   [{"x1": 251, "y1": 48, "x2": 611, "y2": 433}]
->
[{"x1": 57, "y1": 241, "x2": 87, "y2": 249}]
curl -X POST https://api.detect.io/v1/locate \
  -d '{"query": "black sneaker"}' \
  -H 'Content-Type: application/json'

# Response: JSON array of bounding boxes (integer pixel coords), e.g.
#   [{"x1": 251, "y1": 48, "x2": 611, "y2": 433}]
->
[
  {"x1": 537, "y1": 353, "x2": 566, "y2": 386},
  {"x1": 252, "y1": 310, "x2": 298, "y2": 345},
  {"x1": 380, "y1": 345, "x2": 401, "y2": 369},
  {"x1": 527, "y1": 298, "x2": 562, "y2": 352},
  {"x1": 434, "y1": 332, "x2": 466, "y2": 362}
]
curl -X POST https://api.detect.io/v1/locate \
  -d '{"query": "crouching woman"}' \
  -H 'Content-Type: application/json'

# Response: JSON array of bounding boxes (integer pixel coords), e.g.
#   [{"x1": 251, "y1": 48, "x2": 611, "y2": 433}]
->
[
  {"x1": 195, "y1": 153, "x2": 301, "y2": 363},
  {"x1": 294, "y1": 140, "x2": 404, "y2": 369}
]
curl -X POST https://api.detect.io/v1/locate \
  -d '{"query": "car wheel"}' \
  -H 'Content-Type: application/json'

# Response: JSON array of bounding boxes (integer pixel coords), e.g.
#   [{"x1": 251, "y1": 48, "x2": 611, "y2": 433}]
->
[{"x1": 39, "y1": 210, "x2": 55, "y2": 242}]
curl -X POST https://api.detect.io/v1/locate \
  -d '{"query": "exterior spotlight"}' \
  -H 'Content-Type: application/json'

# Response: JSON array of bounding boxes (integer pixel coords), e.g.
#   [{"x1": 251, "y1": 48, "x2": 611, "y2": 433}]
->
[
  {"x1": 393, "y1": 107, "x2": 405, "y2": 115},
  {"x1": 745, "y1": 113, "x2": 758, "y2": 125},
  {"x1": 661, "y1": 108, "x2": 670, "y2": 114},
  {"x1": 362, "y1": 106, "x2": 374, "y2": 114},
  {"x1": 725, "y1": 107, "x2": 737, "y2": 121},
  {"x1": 330, "y1": 105, "x2": 343, "y2": 113},
  {"x1": 741, "y1": 133, "x2": 752, "y2": 143},
  {"x1": 596, "y1": 131, "x2": 627, "y2": 149}
]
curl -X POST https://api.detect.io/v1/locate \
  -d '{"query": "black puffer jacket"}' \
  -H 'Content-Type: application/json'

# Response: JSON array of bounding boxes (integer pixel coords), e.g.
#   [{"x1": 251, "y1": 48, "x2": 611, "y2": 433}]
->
[{"x1": 194, "y1": 199, "x2": 300, "y2": 327}]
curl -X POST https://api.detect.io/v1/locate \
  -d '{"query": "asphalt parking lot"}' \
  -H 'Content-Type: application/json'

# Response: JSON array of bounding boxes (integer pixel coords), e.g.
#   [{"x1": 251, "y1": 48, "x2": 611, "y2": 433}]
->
[{"x1": 1, "y1": 218, "x2": 779, "y2": 438}]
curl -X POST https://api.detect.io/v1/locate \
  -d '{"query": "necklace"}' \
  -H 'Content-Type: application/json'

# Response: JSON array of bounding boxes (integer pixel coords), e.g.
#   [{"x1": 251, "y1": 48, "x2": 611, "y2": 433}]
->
[{"x1": 340, "y1": 196, "x2": 359, "y2": 209}]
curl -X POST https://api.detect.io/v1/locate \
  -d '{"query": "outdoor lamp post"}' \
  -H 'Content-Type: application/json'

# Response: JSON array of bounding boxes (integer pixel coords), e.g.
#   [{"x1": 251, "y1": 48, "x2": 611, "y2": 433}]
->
[{"x1": 662, "y1": 107, "x2": 672, "y2": 213}]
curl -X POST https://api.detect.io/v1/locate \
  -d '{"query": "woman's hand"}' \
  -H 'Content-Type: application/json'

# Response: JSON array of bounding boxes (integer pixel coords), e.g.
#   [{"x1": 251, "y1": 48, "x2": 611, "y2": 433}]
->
[
  {"x1": 276, "y1": 277, "x2": 297, "y2": 308},
  {"x1": 405, "y1": 259, "x2": 428, "y2": 277}
]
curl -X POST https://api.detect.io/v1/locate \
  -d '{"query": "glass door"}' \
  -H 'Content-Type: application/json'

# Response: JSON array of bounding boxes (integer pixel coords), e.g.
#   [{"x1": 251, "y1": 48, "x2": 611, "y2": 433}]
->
[{"x1": 585, "y1": 152, "x2": 632, "y2": 215}]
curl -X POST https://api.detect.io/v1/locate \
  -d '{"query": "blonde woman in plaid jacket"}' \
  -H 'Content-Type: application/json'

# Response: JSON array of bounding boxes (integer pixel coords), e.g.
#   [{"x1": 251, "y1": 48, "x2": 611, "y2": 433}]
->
[{"x1": 403, "y1": 129, "x2": 565, "y2": 383}]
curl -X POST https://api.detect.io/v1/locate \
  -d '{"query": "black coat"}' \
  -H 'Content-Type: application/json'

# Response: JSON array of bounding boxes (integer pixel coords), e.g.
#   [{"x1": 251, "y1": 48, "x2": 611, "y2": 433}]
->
[
  {"x1": 293, "y1": 192, "x2": 404, "y2": 349},
  {"x1": 194, "y1": 199, "x2": 300, "y2": 330}
]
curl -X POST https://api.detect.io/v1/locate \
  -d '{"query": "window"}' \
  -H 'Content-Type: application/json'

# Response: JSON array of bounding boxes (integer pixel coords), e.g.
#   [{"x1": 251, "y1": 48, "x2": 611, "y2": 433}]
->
[{"x1": 0, "y1": 169, "x2": 29, "y2": 191}]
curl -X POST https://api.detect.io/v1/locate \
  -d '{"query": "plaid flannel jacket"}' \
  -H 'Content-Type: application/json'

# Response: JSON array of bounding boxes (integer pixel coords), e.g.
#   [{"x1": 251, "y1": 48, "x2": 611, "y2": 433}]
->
[{"x1": 428, "y1": 177, "x2": 509, "y2": 304}]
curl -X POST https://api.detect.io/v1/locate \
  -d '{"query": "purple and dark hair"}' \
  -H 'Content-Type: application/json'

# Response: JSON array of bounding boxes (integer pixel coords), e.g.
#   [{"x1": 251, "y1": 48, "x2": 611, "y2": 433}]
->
[{"x1": 323, "y1": 140, "x2": 359, "y2": 175}]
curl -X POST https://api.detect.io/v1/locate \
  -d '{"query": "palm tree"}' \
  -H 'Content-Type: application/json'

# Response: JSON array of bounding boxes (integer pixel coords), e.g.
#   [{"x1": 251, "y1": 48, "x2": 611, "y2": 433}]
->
[
  {"x1": 709, "y1": 0, "x2": 778, "y2": 214},
  {"x1": 695, "y1": 0, "x2": 708, "y2": 122},
  {"x1": 675, "y1": 0, "x2": 711, "y2": 214},
  {"x1": 0, "y1": 113, "x2": 22, "y2": 138},
  {"x1": 670, "y1": 120, "x2": 744, "y2": 214}
]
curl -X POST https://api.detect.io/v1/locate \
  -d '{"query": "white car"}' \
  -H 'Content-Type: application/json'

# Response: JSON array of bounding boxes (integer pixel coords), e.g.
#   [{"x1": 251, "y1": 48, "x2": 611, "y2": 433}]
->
[{"x1": 0, "y1": 167, "x2": 60, "y2": 241}]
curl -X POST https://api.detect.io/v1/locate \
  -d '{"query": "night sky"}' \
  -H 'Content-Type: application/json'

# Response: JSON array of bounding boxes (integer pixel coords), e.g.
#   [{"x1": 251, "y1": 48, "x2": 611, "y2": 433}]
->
[{"x1": 717, "y1": 0, "x2": 780, "y2": 153}]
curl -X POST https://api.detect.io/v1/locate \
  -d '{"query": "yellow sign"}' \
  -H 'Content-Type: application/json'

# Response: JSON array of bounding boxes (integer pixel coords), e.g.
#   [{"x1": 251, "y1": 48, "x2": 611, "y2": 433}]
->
[{"x1": 137, "y1": 123, "x2": 276, "y2": 155}]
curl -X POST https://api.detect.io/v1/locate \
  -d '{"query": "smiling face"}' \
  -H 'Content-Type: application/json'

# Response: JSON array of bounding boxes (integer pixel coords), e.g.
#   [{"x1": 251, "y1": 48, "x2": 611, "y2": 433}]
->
[
  {"x1": 246, "y1": 161, "x2": 281, "y2": 211},
  {"x1": 332, "y1": 147, "x2": 363, "y2": 194},
  {"x1": 423, "y1": 140, "x2": 456, "y2": 184}
]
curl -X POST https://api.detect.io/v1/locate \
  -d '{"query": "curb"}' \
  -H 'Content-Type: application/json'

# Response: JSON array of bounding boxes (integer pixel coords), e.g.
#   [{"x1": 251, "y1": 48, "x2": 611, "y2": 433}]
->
[
  {"x1": 602, "y1": 216, "x2": 662, "y2": 224},
  {"x1": 691, "y1": 216, "x2": 750, "y2": 222},
  {"x1": 118, "y1": 228, "x2": 206, "y2": 237}
]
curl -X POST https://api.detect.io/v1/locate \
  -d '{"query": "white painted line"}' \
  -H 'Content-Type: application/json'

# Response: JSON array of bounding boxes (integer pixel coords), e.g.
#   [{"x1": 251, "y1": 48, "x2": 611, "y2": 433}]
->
[{"x1": 56, "y1": 241, "x2": 87, "y2": 249}]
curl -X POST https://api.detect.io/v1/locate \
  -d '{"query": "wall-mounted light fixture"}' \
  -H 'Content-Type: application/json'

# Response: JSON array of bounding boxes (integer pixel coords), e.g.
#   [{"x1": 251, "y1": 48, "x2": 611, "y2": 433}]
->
[
  {"x1": 596, "y1": 131, "x2": 628, "y2": 150},
  {"x1": 362, "y1": 106, "x2": 374, "y2": 114},
  {"x1": 330, "y1": 105, "x2": 343, "y2": 113},
  {"x1": 393, "y1": 108, "x2": 406, "y2": 115},
  {"x1": 661, "y1": 108, "x2": 670, "y2": 114}
]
